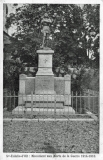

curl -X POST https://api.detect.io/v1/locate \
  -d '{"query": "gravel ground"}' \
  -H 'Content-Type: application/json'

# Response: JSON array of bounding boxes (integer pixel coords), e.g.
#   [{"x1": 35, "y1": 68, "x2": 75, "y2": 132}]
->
[{"x1": 3, "y1": 120, "x2": 99, "y2": 153}]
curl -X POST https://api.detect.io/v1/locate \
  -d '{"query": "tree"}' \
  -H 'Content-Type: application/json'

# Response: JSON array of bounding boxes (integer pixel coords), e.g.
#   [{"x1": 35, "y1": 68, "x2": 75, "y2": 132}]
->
[
  {"x1": 6, "y1": 4, "x2": 89, "y2": 68},
  {"x1": 82, "y1": 4, "x2": 99, "y2": 68}
]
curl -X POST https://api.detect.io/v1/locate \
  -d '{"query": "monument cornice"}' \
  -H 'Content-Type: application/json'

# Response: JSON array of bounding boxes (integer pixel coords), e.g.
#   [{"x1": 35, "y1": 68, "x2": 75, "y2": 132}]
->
[{"x1": 37, "y1": 49, "x2": 54, "y2": 54}]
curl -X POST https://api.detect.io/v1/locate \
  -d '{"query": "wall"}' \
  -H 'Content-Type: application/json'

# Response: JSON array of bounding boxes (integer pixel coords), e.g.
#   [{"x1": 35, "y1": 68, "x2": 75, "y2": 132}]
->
[
  {"x1": 20, "y1": 74, "x2": 69, "y2": 95},
  {"x1": 54, "y1": 77, "x2": 64, "y2": 95},
  {"x1": 19, "y1": 74, "x2": 71, "y2": 105}
]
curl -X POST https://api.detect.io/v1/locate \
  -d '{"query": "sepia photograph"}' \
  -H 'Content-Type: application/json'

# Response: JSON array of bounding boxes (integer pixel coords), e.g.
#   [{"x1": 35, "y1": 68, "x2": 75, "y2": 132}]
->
[{"x1": 2, "y1": 0, "x2": 102, "y2": 157}]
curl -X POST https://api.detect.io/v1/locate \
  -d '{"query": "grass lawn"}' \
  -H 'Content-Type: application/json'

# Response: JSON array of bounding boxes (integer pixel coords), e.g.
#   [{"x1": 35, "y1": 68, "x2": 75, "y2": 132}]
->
[{"x1": 3, "y1": 120, "x2": 99, "y2": 153}]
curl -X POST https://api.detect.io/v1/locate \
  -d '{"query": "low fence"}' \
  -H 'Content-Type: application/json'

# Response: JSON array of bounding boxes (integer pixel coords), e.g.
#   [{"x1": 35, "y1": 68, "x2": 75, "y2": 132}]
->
[
  {"x1": 83, "y1": 89, "x2": 99, "y2": 114},
  {"x1": 71, "y1": 90, "x2": 99, "y2": 115},
  {"x1": 3, "y1": 90, "x2": 99, "y2": 119}
]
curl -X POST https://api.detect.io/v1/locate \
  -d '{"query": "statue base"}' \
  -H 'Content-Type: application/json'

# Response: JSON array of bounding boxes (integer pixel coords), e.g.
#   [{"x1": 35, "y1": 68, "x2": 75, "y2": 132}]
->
[{"x1": 40, "y1": 46, "x2": 51, "y2": 50}]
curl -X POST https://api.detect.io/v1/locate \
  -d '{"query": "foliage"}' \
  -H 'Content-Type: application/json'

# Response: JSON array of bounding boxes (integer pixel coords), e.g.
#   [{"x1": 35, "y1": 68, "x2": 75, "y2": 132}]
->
[
  {"x1": 82, "y1": 4, "x2": 99, "y2": 68},
  {"x1": 3, "y1": 59, "x2": 24, "y2": 91},
  {"x1": 71, "y1": 68, "x2": 99, "y2": 92}
]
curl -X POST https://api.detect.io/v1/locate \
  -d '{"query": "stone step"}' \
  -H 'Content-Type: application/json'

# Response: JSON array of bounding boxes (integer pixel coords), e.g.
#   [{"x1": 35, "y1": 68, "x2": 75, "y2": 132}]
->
[
  {"x1": 25, "y1": 102, "x2": 63, "y2": 108},
  {"x1": 23, "y1": 95, "x2": 65, "y2": 102},
  {"x1": 12, "y1": 106, "x2": 75, "y2": 115}
]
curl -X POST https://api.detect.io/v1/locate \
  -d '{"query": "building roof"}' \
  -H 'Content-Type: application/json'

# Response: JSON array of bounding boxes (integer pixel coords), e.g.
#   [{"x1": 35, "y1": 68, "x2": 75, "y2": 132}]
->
[{"x1": 3, "y1": 31, "x2": 12, "y2": 44}]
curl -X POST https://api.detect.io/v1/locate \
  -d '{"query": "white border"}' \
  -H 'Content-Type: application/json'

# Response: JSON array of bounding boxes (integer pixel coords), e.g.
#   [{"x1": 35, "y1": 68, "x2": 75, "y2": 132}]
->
[
  {"x1": 2, "y1": 0, "x2": 102, "y2": 4},
  {"x1": 0, "y1": 0, "x2": 103, "y2": 160}
]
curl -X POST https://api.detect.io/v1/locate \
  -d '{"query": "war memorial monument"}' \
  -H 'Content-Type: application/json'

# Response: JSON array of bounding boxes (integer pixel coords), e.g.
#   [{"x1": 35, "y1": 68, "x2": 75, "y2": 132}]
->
[{"x1": 12, "y1": 13, "x2": 74, "y2": 115}]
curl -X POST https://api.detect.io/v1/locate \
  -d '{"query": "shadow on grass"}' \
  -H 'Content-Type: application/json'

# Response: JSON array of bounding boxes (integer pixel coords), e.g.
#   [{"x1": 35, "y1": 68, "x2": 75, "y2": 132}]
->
[{"x1": 42, "y1": 142, "x2": 62, "y2": 153}]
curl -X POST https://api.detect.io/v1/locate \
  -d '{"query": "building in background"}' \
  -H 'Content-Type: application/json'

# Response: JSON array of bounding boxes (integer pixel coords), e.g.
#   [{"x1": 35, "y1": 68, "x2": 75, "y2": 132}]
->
[
  {"x1": 3, "y1": 4, "x2": 12, "y2": 60},
  {"x1": 3, "y1": 4, "x2": 23, "y2": 60}
]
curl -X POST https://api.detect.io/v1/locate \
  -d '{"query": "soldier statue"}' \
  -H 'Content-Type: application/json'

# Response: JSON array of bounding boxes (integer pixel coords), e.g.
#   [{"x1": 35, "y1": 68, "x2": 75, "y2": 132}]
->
[{"x1": 40, "y1": 13, "x2": 52, "y2": 49}]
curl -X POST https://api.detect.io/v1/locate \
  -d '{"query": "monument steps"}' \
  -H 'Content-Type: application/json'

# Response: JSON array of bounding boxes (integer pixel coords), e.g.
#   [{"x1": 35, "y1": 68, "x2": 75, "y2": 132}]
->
[
  {"x1": 25, "y1": 102, "x2": 64, "y2": 108},
  {"x1": 22, "y1": 94, "x2": 65, "y2": 108},
  {"x1": 22, "y1": 94, "x2": 64, "y2": 102},
  {"x1": 12, "y1": 106, "x2": 75, "y2": 115}
]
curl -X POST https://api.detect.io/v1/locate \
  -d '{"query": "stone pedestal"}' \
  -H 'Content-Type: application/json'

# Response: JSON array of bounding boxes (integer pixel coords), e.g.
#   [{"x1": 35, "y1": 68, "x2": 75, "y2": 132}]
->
[
  {"x1": 36, "y1": 49, "x2": 54, "y2": 76},
  {"x1": 35, "y1": 49, "x2": 55, "y2": 94}
]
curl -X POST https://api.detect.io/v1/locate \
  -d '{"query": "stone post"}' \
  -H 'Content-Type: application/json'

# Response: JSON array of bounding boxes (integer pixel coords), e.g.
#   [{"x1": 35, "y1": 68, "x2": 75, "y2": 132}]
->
[
  {"x1": 19, "y1": 74, "x2": 27, "y2": 94},
  {"x1": 18, "y1": 74, "x2": 27, "y2": 105},
  {"x1": 64, "y1": 74, "x2": 71, "y2": 105}
]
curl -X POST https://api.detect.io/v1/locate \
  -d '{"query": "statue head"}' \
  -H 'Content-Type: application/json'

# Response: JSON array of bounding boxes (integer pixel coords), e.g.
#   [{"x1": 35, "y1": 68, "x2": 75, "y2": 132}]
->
[{"x1": 44, "y1": 13, "x2": 49, "y2": 18}]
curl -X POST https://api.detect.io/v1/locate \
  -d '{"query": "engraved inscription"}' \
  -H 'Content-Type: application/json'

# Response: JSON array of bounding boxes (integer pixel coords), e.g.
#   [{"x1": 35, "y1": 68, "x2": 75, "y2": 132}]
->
[
  {"x1": 39, "y1": 54, "x2": 52, "y2": 68},
  {"x1": 35, "y1": 76, "x2": 54, "y2": 94}
]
